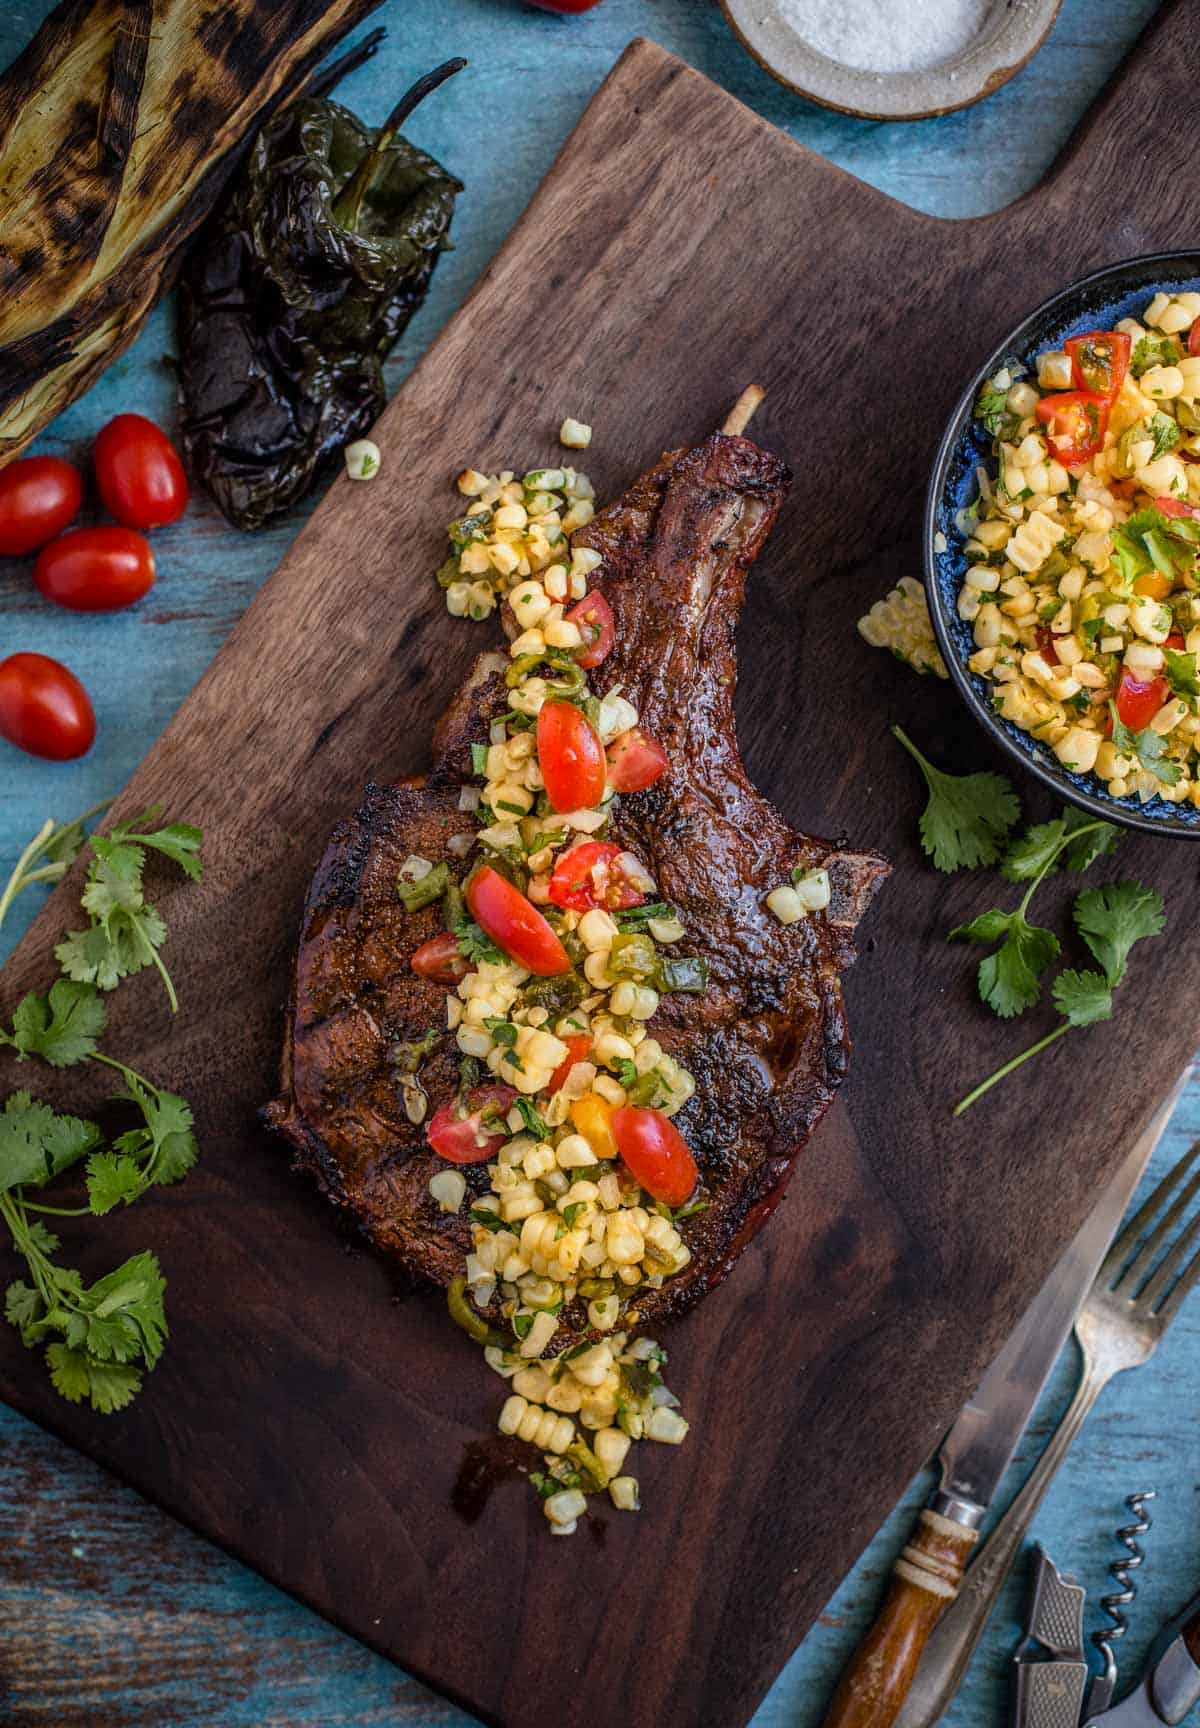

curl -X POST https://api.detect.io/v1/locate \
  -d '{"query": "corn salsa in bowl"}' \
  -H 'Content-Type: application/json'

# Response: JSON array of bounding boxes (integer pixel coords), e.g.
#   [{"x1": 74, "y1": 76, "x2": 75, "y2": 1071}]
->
[{"x1": 927, "y1": 255, "x2": 1200, "y2": 836}]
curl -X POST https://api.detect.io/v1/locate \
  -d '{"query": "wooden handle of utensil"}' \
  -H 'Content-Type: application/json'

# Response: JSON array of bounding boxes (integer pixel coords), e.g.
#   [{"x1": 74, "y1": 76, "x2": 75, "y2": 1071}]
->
[{"x1": 821, "y1": 1509, "x2": 979, "y2": 1728}]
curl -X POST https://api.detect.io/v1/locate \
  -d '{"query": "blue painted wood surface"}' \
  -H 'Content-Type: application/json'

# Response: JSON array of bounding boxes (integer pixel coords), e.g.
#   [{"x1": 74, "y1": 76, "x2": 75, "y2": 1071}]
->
[{"x1": 3, "y1": 1, "x2": 1197, "y2": 1723}]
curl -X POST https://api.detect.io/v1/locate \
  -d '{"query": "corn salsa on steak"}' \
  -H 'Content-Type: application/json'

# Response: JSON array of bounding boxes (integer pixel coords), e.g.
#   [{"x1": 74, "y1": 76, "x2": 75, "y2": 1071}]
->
[
  {"x1": 953, "y1": 292, "x2": 1200, "y2": 806},
  {"x1": 265, "y1": 407, "x2": 888, "y2": 1533}
]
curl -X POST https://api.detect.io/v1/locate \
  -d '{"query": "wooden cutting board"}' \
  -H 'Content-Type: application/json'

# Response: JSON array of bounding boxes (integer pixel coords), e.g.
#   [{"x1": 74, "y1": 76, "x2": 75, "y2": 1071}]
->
[{"x1": 3, "y1": 11, "x2": 1198, "y2": 1725}]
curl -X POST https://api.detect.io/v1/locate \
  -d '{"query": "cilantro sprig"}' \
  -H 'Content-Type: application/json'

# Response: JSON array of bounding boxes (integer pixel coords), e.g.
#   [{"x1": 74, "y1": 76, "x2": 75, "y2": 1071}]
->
[
  {"x1": 954, "y1": 878, "x2": 1164, "y2": 1114},
  {"x1": 950, "y1": 812, "x2": 1120, "y2": 1018},
  {"x1": 892, "y1": 726, "x2": 1021, "y2": 872},
  {"x1": 55, "y1": 809, "x2": 203, "y2": 1013},
  {"x1": 0, "y1": 806, "x2": 203, "y2": 1414}
]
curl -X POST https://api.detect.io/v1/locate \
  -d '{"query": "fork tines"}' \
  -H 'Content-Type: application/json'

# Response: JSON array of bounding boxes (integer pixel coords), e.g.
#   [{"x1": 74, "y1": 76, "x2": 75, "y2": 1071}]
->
[{"x1": 1101, "y1": 1138, "x2": 1200, "y2": 1320}]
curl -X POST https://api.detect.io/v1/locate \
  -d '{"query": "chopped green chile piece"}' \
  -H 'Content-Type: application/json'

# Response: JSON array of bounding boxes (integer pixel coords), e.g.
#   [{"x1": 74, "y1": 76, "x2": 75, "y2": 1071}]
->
[
  {"x1": 397, "y1": 861, "x2": 449, "y2": 911},
  {"x1": 655, "y1": 954, "x2": 709, "y2": 994},
  {"x1": 448, "y1": 509, "x2": 492, "y2": 547},
  {"x1": 626, "y1": 1070, "x2": 667, "y2": 1107},
  {"x1": 447, "y1": 1278, "x2": 509, "y2": 1348},
  {"x1": 577, "y1": 1277, "x2": 615, "y2": 1299},
  {"x1": 523, "y1": 970, "x2": 588, "y2": 1013},
  {"x1": 442, "y1": 879, "x2": 466, "y2": 932},
  {"x1": 393, "y1": 1028, "x2": 439, "y2": 1072},
  {"x1": 607, "y1": 932, "x2": 658, "y2": 981}
]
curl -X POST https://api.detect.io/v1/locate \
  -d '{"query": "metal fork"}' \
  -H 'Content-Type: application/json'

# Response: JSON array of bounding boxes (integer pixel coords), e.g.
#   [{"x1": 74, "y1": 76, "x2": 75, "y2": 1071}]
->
[{"x1": 897, "y1": 1137, "x2": 1200, "y2": 1728}]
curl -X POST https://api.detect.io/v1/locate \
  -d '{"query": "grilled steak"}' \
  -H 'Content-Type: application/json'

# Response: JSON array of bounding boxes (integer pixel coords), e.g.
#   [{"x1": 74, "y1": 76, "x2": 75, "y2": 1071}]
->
[{"x1": 265, "y1": 429, "x2": 889, "y2": 1341}]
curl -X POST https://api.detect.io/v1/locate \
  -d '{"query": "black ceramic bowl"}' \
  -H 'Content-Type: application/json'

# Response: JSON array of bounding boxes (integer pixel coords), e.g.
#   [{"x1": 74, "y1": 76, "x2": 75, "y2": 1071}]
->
[{"x1": 925, "y1": 252, "x2": 1200, "y2": 839}]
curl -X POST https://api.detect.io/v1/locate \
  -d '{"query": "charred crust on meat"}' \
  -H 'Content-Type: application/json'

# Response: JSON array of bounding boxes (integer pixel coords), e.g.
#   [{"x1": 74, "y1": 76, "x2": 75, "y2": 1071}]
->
[{"x1": 266, "y1": 429, "x2": 889, "y2": 1343}]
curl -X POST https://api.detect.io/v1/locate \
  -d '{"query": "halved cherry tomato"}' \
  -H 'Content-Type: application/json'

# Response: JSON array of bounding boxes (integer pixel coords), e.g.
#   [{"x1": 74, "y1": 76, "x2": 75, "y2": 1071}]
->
[
  {"x1": 606, "y1": 726, "x2": 669, "y2": 792},
  {"x1": 0, "y1": 652, "x2": 95, "y2": 760},
  {"x1": 34, "y1": 525, "x2": 155, "y2": 612},
  {"x1": 1156, "y1": 495, "x2": 1200, "y2": 521},
  {"x1": 0, "y1": 457, "x2": 82, "y2": 555},
  {"x1": 565, "y1": 590, "x2": 614, "y2": 669},
  {"x1": 411, "y1": 931, "x2": 469, "y2": 985},
  {"x1": 427, "y1": 1084, "x2": 517, "y2": 1164},
  {"x1": 1166, "y1": 632, "x2": 1187, "y2": 651},
  {"x1": 466, "y1": 865, "x2": 570, "y2": 975},
  {"x1": 537, "y1": 700, "x2": 606, "y2": 812},
  {"x1": 93, "y1": 413, "x2": 189, "y2": 530},
  {"x1": 547, "y1": 840, "x2": 647, "y2": 912},
  {"x1": 611, "y1": 1106, "x2": 698, "y2": 1208},
  {"x1": 549, "y1": 1033, "x2": 592, "y2": 1093},
  {"x1": 1064, "y1": 330, "x2": 1130, "y2": 401},
  {"x1": 1189, "y1": 321, "x2": 1200, "y2": 357},
  {"x1": 1116, "y1": 670, "x2": 1169, "y2": 732},
  {"x1": 1035, "y1": 391, "x2": 1109, "y2": 464}
]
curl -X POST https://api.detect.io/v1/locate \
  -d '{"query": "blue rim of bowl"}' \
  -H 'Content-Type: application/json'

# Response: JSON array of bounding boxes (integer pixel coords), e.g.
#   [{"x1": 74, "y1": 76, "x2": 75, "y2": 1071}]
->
[{"x1": 924, "y1": 250, "x2": 1200, "y2": 840}]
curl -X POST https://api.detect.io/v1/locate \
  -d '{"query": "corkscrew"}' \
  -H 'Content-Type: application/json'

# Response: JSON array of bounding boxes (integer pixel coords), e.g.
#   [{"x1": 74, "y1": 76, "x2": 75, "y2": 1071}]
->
[{"x1": 1088, "y1": 1492, "x2": 1158, "y2": 1719}]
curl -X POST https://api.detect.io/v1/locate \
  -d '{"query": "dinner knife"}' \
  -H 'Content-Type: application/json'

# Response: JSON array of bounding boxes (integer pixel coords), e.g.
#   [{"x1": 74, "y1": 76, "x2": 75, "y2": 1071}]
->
[{"x1": 821, "y1": 1089, "x2": 1179, "y2": 1728}]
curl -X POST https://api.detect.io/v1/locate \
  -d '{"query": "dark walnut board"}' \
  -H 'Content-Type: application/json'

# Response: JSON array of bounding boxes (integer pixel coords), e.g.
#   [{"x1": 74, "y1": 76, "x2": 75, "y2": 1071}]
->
[{"x1": 3, "y1": 11, "x2": 1199, "y2": 1726}]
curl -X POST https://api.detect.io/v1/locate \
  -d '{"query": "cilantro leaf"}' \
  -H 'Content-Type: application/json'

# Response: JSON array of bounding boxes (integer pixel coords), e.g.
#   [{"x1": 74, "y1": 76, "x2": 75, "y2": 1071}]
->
[
  {"x1": 1051, "y1": 968, "x2": 1113, "y2": 1027},
  {"x1": 1113, "y1": 507, "x2": 1199, "y2": 590},
  {"x1": 1147, "y1": 411, "x2": 1182, "y2": 461},
  {"x1": 515, "y1": 1096, "x2": 547, "y2": 1139},
  {"x1": 1164, "y1": 647, "x2": 1200, "y2": 702},
  {"x1": 2, "y1": 980, "x2": 107, "y2": 1068},
  {"x1": 46, "y1": 1345, "x2": 144, "y2": 1414},
  {"x1": 950, "y1": 910, "x2": 1061, "y2": 1018},
  {"x1": 110, "y1": 811, "x2": 204, "y2": 883},
  {"x1": 893, "y1": 726, "x2": 1020, "y2": 872},
  {"x1": 974, "y1": 381, "x2": 1021, "y2": 442},
  {"x1": 85, "y1": 1152, "x2": 146, "y2": 1216},
  {"x1": 0, "y1": 1093, "x2": 102, "y2": 1193},
  {"x1": 1000, "y1": 819, "x2": 1068, "y2": 883},
  {"x1": 1063, "y1": 807, "x2": 1122, "y2": 872},
  {"x1": 4, "y1": 1280, "x2": 41, "y2": 1331},
  {"x1": 1074, "y1": 880, "x2": 1165, "y2": 985},
  {"x1": 453, "y1": 914, "x2": 503, "y2": 967},
  {"x1": 615, "y1": 1057, "x2": 638, "y2": 1090}
]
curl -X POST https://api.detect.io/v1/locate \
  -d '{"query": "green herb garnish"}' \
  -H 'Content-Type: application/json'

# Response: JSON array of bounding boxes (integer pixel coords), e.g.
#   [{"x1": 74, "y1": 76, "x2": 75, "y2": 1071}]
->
[{"x1": 893, "y1": 725, "x2": 1021, "y2": 872}]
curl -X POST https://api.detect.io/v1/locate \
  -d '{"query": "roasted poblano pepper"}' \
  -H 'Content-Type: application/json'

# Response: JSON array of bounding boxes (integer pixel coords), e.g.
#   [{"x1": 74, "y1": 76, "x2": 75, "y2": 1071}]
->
[{"x1": 177, "y1": 58, "x2": 465, "y2": 530}]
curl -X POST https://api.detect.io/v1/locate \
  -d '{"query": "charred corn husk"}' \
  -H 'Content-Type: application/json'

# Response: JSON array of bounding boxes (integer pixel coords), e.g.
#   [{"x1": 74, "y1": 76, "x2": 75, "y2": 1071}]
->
[{"x1": 0, "y1": 0, "x2": 383, "y2": 464}]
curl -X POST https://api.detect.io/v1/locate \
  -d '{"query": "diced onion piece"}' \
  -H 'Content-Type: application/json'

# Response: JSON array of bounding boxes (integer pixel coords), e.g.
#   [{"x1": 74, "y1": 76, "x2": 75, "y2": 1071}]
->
[
  {"x1": 398, "y1": 855, "x2": 433, "y2": 882},
  {"x1": 344, "y1": 438, "x2": 381, "y2": 481},
  {"x1": 766, "y1": 885, "x2": 806, "y2": 925},
  {"x1": 559, "y1": 418, "x2": 593, "y2": 450},
  {"x1": 429, "y1": 1170, "x2": 466, "y2": 1213},
  {"x1": 447, "y1": 832, "x2": 475, "y2": 858}
]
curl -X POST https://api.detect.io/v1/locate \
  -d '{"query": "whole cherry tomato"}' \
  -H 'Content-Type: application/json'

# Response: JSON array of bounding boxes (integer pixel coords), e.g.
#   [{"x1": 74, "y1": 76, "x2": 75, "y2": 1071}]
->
[
  {"x1": 0, "y1": 457, "x2": 82, "y2": 555},
  {"x1": 427, "y1": 1085, "x2": 517, "y2": 1164},
  {"x1": 0, "y1": 652, "x2": 95, "y2": 760},
  {"x1": 606, "y1": 726, "x2": 668, "y2": 792},
  {"x1": 565, "y1": 589, "x2": 614, "y2": 668},
  {"x1": 411, "y1": 931, "x2": 470, "y2": 984},
  {"x1": 34, "y1": 526, "x2": 155, "y2": 612},
  {"x1": 611, "y1": 1106, "x2": 698, "y2": 1208},
  {"x1": 549, "y1": 1033, "x2": 592, "y2": 1093},
  {"x1": 537, "y1": 699, "x2": 606, "y2": 811},
  {"x1": 93, "y1": 414, "x2": 189, "y2": 530},
  {"x1": 465, "y1": 866, "x2": 570, "y2": 975},
  {"x1": 548, "y1": 839, "x2": 648, "y2": 912}
]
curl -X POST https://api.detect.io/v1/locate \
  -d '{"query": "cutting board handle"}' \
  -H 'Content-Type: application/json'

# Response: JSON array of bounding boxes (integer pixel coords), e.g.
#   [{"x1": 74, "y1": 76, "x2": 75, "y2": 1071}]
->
[
  {"x1": 820, "y1": 1510, "x2": 978, "y2": 1728},
  {"x1": 1035, "y1": 0, "x2": 1193, "y2": 227}
]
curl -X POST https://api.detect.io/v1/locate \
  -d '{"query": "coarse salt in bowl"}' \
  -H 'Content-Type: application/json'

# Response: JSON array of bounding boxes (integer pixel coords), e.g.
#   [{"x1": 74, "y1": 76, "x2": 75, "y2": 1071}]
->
[{"x1": 721, "y1": 0, "x2": 1063, "y2": 121}]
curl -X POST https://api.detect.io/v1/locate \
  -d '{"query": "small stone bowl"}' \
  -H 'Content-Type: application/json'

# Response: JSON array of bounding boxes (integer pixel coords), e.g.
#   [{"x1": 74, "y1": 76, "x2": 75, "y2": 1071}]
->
[{"x1": 721, "y1": 0, "x2": 1062, "y2": 121}]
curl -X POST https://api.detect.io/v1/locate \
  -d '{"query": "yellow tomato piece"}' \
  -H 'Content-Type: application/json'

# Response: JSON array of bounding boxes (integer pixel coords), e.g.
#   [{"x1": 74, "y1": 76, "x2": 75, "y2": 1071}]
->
[
  {"x1": 571, "y1": 1092, "x2": 618, "y2": 1159},
  {"x1": 1134, "y1": 570, "x2": 1173, "y2": 600}
]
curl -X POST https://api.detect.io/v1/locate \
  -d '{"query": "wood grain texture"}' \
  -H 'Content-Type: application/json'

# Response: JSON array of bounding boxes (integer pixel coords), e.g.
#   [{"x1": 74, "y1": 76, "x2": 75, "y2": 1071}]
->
[{"x1": 2, "y1": 3, "x2": 1200, "y2": 1728}]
